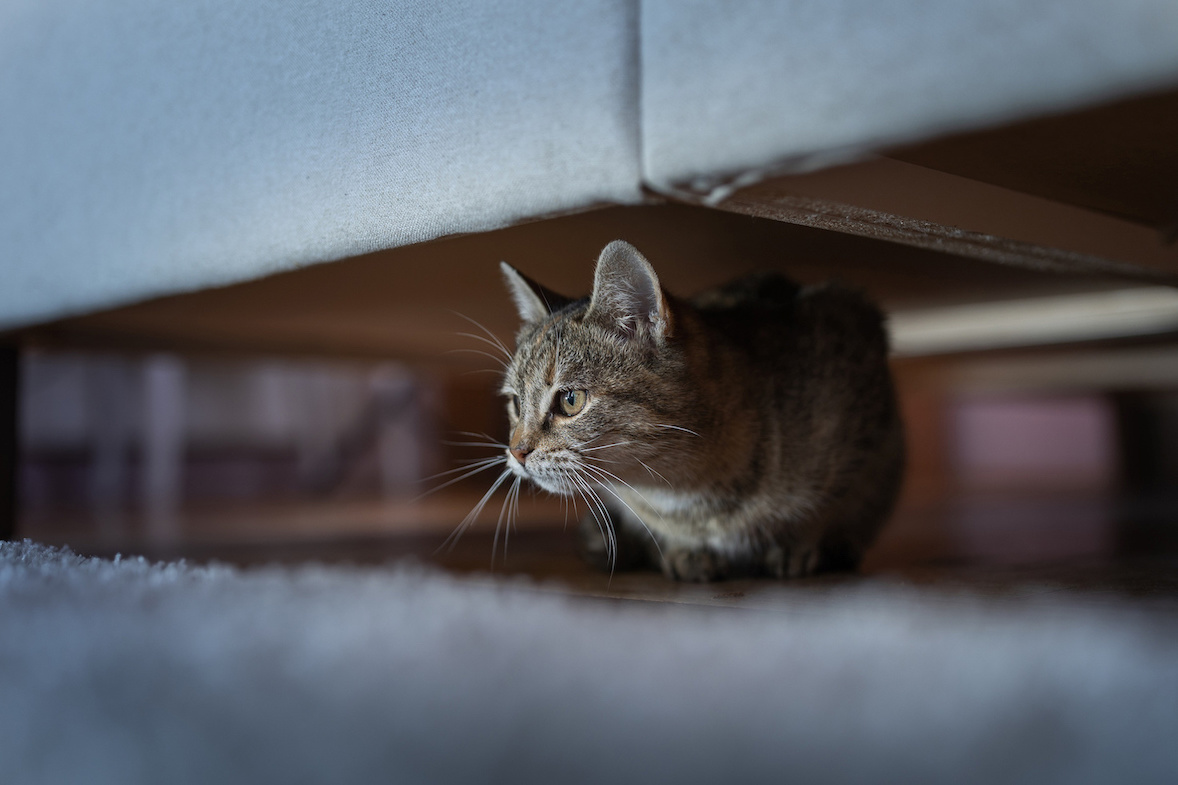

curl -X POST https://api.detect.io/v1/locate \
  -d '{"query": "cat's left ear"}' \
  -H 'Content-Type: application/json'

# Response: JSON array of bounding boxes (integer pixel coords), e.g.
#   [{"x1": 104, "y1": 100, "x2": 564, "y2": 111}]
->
[
  {"x1": 500, "y1": 262, "x2": 572, "y2": 323},
  {"x1": 587, "y1": 240, "x2": 673, "y2": 342}
]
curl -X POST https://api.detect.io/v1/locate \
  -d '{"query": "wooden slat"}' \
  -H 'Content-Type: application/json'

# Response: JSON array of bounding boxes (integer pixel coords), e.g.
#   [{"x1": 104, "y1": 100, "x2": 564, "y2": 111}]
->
[{"x1": 711, "y1": 158, "x2": 1178, "y2": 282}]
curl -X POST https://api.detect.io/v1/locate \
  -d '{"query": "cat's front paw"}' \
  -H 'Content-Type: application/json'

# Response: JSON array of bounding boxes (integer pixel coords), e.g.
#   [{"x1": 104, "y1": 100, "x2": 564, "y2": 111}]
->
[
  {"x1": 761, "y1": 544, "x2": 820, "y2": 578},
  {"x1": 660, "y1": 548, "x2": 730, "y2": 582}
]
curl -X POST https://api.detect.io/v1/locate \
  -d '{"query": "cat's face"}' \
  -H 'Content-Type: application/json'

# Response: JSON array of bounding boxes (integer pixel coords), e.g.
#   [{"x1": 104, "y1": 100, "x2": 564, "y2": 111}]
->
[
  {"x1": 499, "y1": 242, "x2": 691, "y2": 496},
  {"x1": 502, "y1": 317, "x2": 652, "y2": 494}
]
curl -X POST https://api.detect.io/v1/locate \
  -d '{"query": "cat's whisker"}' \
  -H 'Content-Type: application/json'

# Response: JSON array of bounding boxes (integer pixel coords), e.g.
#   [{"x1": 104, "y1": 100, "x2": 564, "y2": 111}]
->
[
  {"x1": 653, "y1": 423, "x2": 701, "y2": 437},
  {"x1": 577, "y1": 461, "x2": 660, "y2": 514},
  {"x1": 420, "y1": 455, "x2": 506, "y2": 482},
  {"x1": 511, "y1": 475, "x2": 522, "y2": 536},
  {"x1": 455, "y1": 331, "x2": 514, "y2": 363},
  {"x1": 574, "y1": 432, "x2": 617, "y2": 448},
  {"x1": 415, "y1": 457, "x2": 507, "y2": 500},
  {"x1": 579, "y1": 440, "x2": 634, "y2": 453},
  {"x1": 581, "y1": 478, "x2": 619, "y2": 567},
  {"x1": 567, "y1": 484, "x2": 580, "y2": 520},
  {"x1": 449, "y1": 311, "x2": 513, "y2": 360},
  {"x1": 567, "y1": 470, "x2": 615, "y2": 569},
  {"x1": 553, "y1": 324, "x2": 562, "y2": 380},
  {"x1": 491, "y1": 475, "x2": 522, "y2": 567},
  {"x1": 575, "y1": 475, "x2": 620, "y2": 577},
  {"x1": 453, "y1": 455, "x2": 510, "y2": 467},
  {"x1": 564, "y1": 472, "x2": 601, "y2": 549},
  {"x1": 509, "y1": 476, "x2": 522, "y2": 547},
  {"x1": 636, "y1": 458, "x2": 672, "y2": 487},
  {"x1": 444, "y1": 348, "x2": 509, "y2": 370},
  {"x1": 438, "y1": 467, "x2": 513, "y2": 554},
  {"x1": 577, "y1": 464, "x2": 665, "y2": 560},
  {"x1": 441, "y1": 440, "x2": 509, "y2": 449},
  {"x1": 582, "y1": 454, "x2": 621, "y2": 465},
  {"x1": 451, "y1": 430, "x2": 509, "y2": 447}
]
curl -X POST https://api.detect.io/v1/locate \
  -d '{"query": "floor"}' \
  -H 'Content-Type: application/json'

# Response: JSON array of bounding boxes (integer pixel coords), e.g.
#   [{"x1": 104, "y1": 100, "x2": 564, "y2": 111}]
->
[{"x1": 20, "y1": 489, "x2": 1178, "y2": 613}]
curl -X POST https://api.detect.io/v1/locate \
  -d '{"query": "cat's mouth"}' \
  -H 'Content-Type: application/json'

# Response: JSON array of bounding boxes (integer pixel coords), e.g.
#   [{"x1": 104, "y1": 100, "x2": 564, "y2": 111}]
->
[{"x1": 506, "y1": 452, "x2": 574, "y2": 496}]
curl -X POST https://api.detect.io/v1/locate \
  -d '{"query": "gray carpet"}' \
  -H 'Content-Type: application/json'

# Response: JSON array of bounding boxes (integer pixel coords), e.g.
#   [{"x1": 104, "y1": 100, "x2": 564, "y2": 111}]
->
[{"x1": 2, "y1": 540, "x2": 1176, "y2": 784}]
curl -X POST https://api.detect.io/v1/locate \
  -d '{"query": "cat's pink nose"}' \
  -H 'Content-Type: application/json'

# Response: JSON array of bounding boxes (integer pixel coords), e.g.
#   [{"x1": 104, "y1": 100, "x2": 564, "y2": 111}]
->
[{"x1": 510, "y1": 446, "x2": 532, "y2": 465}]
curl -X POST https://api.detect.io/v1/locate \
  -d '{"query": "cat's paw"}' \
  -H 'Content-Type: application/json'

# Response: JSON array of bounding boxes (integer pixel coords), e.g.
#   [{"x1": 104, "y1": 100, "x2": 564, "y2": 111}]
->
[
  {"x1": 660, "y1": 548, "x2": 730, "y2": 582},
  {"x1": 762, "y1": 544, "x2": 819, "y2": 578}
]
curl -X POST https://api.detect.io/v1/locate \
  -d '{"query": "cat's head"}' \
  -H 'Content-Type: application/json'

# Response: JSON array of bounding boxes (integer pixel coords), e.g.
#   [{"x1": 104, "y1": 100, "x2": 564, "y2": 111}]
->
[{"x1": 498, "y1": 241, "x2": 697, "y2": 496}]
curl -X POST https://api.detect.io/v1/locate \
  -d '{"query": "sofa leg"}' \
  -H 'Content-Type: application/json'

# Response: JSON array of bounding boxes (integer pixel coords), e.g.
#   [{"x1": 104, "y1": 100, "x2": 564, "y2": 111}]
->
[{"x1": 0, "y1": 345, "x2": 17, "y2": 541}]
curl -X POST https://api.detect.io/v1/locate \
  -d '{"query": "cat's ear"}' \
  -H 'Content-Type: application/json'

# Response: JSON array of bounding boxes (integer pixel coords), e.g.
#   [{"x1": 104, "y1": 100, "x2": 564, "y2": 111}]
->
[
  {"x1": 500, "y1": 262, "x2": 571, "y2": 323},
  {"x1": 587, "y1": 241, "x2": 672, "y2": 341}
]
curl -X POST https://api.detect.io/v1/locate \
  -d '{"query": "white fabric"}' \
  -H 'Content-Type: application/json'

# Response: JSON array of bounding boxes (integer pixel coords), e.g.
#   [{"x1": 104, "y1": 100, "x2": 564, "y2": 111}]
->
[
  {"x1": 640, "y1": 0, "x2": 1178, "y2": 196},
  {"x1": 0, "y1": 0, "x2": 642, "y2": 329},
  {"x1": 2, "y1": 541, "x2": 1177, "y2": 784}
]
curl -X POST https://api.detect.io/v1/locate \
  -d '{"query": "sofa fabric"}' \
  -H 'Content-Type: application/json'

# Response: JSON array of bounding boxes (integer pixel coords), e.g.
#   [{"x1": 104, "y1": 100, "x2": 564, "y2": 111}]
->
[
  {"x1": 3, "y1": 0, "x2": 1178, "y2": 328},
  {"x1": 0, "y1": 0, "x2": 642, "y2": 328}
]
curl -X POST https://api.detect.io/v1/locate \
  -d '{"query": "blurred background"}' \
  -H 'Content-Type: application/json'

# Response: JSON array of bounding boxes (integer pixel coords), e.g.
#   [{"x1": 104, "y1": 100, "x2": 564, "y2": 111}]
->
[
  {"x1": 4, "y1": 1, "x2": 1178, "y2": 586},
  {"x1": 12, "y1": 177, "x2": 1178, "y2": 576}
]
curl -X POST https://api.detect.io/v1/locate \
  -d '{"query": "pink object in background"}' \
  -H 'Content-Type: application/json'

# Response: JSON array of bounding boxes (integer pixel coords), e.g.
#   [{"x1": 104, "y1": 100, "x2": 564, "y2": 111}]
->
[{"x1": 949, "y1": 395, "x2": 1117, "y2": 492}]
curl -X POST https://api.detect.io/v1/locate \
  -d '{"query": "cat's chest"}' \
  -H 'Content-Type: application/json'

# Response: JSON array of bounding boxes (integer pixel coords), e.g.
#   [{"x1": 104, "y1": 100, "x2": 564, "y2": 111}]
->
[
  {"x1": 614, "y1": 485, "x2": 739, "y2": 541},
  {"x1": 626, "y1": 486, "x2": 710, "y2": 518},
  {"x1": 614, "y1": 480, "x2": 810, "y2": 541}
]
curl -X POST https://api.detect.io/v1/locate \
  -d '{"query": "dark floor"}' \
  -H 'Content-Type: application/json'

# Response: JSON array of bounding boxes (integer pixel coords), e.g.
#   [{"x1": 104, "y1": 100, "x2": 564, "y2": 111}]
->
[{"x1": 21, "y1": 490, "x2": 1178, "y2": 612}]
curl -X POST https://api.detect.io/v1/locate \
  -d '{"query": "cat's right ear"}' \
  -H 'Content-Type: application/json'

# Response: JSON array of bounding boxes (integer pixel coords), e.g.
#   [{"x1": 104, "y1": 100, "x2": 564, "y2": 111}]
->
[
  {"x1": 500, "y1": 262, "x2": 570, "y2": 323},
  {"x1": 587, "y1": 240, "x2": 672, "y2": 343}
]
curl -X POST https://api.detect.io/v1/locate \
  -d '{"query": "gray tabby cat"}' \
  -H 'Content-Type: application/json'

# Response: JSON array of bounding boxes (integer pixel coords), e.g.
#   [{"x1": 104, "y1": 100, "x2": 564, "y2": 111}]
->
[{"x1": 498, "y1": 240, "x2": 904, "y2": 581}]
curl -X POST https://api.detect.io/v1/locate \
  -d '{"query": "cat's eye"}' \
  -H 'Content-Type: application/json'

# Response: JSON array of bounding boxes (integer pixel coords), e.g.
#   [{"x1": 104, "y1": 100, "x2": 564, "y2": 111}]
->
[
  {"x1": 557, "y1": 389, "x2": 587, "y2": 417},
  {"x1": 509, "y1": 394, "x2": 520, "y2": 417}
]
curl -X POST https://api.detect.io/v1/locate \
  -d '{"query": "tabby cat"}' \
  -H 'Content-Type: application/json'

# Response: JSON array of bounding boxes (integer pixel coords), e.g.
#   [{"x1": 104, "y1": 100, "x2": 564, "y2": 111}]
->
[{"x1": 496, "y1": 240, "x2": 904, "y2": 581}]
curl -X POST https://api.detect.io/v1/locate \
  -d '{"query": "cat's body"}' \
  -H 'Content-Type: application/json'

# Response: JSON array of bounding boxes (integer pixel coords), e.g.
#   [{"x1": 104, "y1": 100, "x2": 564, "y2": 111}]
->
[{"x1": 498, "y1": 241, "x2": 904, "y2": 581}]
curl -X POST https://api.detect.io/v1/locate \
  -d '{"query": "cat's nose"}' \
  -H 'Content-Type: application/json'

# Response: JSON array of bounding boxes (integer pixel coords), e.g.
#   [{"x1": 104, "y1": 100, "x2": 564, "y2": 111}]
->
[{"x1": 510, "y1": 445, "x2": 532, "y2": 465}]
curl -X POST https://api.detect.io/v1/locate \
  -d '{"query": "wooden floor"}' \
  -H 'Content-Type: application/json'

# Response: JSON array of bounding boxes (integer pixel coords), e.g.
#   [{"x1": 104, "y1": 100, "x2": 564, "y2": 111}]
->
[{"x1": 23, "y1": 491, "x2": 1178, "y2": 612}]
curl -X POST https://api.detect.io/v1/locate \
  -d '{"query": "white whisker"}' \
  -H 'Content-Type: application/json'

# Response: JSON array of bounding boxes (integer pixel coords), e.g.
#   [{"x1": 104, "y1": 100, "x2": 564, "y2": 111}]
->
[
  {"x1": 453, "y1": 455, "x2": 509, "y2": 467},
  {"x1": 438, "y1": 468, "x2": 513, "y2": 553},
  {"x1": 491, "y1": 475, "x2": 522, "y2": 567},
  {"x1": 415, "y1": 457, "x2": 507, "y2": 500},
  {"x1": 508, "y1": 476, "x2": 522, "y2": 552},
  {"x1": 568, "y1": 470, "x2": 615, "y2": 569},
  {"x1": 578, "y1": 461, "x2": 658, "y2": 512},
  {"x1": 450, "y1": 311, "x2": 513, "y2": 359},
  {"x1": 579, "y1": 440, "x2": 634, "y2": 453},
  {"x1": 582, "y1": 454, "x2": 621, "y2": 465},
  {"x1": 441, "y1": 440, "x2": 508, "y2": 449},
  {"x1": 582, "y1": 479, "x2": 617, "y2": 562},
  {"x1": 574, "y1": 474, "x2": 619, "y2": 579},
  {"x1": 637, "y1": 458, "x2": 672, "y2": 487},
  {"x1": 575, "y1": 432, "x2": 616, "y2": 448},
  {"x1": 654, "y1": 423, "x2": 701, "y2": 437},
  {"x1": 455, "y1": 331, "x2": 513, "y2": 362},
  {"x1": 578, "y1": 463, "x2": 664, "y2": 560},
  {"x1": 444, "y1": 348, "x2": 509, "y2": 370},
  {"x1": 420, "y1": 455, "x2": 506, "y2": 482},
  {"x1": 452, "y1": 431, "x2": 508, "y2": 445}
]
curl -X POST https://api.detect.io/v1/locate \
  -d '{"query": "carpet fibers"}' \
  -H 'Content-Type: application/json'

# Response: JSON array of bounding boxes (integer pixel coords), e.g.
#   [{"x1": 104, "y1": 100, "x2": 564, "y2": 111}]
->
[{"x1": 2, "y1": 540, "x2": 1176, "y2": 784}]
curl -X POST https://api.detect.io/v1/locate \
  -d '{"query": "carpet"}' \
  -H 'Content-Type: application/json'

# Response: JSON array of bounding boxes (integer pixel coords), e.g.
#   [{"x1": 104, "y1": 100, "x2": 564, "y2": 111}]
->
[{"x1": 1, "y1": 540, "x2": 1176, "y2": 784}]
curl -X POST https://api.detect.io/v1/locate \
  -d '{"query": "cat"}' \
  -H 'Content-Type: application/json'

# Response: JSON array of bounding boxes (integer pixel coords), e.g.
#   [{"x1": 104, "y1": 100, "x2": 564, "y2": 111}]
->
[{"x1": 496, "y1": 240, "x2": 904, "y2": 581}]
